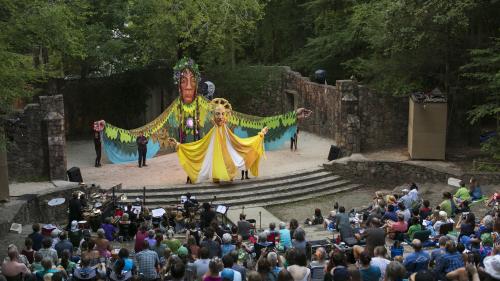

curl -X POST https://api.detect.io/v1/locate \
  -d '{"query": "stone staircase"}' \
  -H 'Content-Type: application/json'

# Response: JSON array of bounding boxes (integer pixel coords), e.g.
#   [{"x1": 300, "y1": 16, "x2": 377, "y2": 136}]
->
[{"x1": 118, "y1": 168, "x2": 362, "y2": 209}]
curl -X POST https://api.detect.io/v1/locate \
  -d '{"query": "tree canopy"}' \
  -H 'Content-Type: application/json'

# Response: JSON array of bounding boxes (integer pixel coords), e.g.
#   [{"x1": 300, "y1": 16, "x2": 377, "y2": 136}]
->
[{"x1": 1, "y1": 0, "x2": 500, "y2": 157}]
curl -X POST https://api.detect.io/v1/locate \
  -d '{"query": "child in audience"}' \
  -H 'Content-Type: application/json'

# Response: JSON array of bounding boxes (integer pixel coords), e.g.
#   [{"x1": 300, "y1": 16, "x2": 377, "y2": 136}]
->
[{"x1": 390, "y1": 241, "x2": 404, "y2": 260}]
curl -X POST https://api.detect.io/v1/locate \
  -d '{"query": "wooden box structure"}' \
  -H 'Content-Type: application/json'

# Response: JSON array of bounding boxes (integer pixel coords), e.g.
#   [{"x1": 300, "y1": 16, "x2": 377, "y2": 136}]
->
[{"x1": 408, "y1": 95, "x2": 447, "y2": 160}]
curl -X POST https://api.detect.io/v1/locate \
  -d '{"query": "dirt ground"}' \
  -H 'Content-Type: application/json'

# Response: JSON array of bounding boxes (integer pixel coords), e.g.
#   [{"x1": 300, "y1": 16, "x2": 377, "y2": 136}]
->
[
  {"x1": 266, "y1": 182, "x2": 499, "y2": 223},
  {"x1": 66, "y1": 131, "x2": 334, "y2": 189}
]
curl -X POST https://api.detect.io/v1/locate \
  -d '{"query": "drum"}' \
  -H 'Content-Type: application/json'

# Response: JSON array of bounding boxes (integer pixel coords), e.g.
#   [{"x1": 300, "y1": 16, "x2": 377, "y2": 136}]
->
[
  {"x1": 78, "y1": 220, "x2": 89, "y2": 229},
  {"x1": 42, "y1": 225, "x2": 56, "y2": 236}
]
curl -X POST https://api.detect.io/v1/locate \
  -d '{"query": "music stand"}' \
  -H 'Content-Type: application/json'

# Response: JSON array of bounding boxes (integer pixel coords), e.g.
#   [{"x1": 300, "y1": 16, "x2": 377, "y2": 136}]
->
[{"x1": 215, "y1": 204, "x2": 229, "y2": 224}]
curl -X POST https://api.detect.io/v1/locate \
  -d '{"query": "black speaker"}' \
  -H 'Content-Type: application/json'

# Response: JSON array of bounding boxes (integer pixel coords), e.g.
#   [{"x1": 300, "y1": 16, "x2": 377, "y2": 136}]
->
[
  {"x1": 314, "y1": 69, "x2": 327, "y2": 83},
  {"x1": 67, "y1": 167, "x2": 83, "y2": 183},
  {"x1": 327, "y1": 145, "x2": 341, "y2": 161}
]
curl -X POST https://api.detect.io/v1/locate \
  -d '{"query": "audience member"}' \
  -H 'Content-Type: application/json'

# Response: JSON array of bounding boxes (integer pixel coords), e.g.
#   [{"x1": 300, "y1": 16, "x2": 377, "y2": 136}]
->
[
  {"x1": 1, "y1": 246, "x2": 30, "y2": 278},
  {"x1": 419, "y1": 200, "x2": 432, "y2": 220},
  {"x1": 200, "y1": 228, "x2": 221, "y2": 258},
  {"x1": 403, "y1": 239, "x2": 430, "y2": 274},
  {"x1": 358, "y1": 251, "x2": 381, "y2": 281},
  {"x1": 135, "y1": 240, "x2": 160, "y2": 281},
  {"x1": 433, "y1": 240, "x2": 464, "y2": 280},
  {"x1": 203, "y1": 260, "x2": 222, "y2": 281},
  {"x1": 221, "y1": 234, "x2": 236, "y2": 257},
  {"x1": 38, "y1": 237, "x2": 58, "y2": 266},
  {"x1": 231, "y1": 250, "x2": 246, "y2": 281},
  {"x1": 278, "y1": 222, "x2": 292, "y2": 251},
  {"x1": 54, "y1": 231, "x2": 73, "y2": 258},
  {"x1": 384, "y1": 261, "x2": 406, "y2": 281},
  {"x1": 28, "y1": 223, "x2": 44, "y2": 251},
  {"x1": 370, "y1": 246, "x2": 390, "y2": 281},
  {"x1": 354, "y1": 218, "x2": 385, "y2": 257},
  {"x1": 21, "y1": 238, "x2": 35, "y2": 264},
  {"x1": 287, "y1": 251, "x2": 309, "y2": 281}
]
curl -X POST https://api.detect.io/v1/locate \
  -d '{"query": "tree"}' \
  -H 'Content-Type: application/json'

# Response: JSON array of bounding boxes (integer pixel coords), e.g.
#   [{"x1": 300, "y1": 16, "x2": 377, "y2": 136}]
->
[{"x1": 462, "y1": 36, "x2": 500, "y2": 160}]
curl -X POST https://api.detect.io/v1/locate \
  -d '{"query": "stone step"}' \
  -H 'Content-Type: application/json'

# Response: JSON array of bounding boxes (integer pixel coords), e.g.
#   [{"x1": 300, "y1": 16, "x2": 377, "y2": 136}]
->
[
  {"x1": 134, "y1": 179, "x2": 356, "y2": 209},
  {"x1": 118, "y1": 168, "x2": 329, "y2": 194},
  {"x1": 239, "y1": 183, "x2": 362, "y2": 208},
  {"x1": 120, "y1": 173, "x2": 340, "y2": 200}
]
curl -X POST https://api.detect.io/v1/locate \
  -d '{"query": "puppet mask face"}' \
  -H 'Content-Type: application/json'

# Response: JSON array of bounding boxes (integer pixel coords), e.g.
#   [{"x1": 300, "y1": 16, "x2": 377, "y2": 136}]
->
[
  {"x1": 214, "y1": 105, "x2": 227, "y2": 126},
  {"x1": 180, "y1": 69, "x2": 196, "y2": 104}
]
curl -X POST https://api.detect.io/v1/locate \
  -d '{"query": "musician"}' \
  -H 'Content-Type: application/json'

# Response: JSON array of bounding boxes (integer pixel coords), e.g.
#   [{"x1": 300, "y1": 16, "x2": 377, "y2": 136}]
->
[
  {"x1": 199, "y1": 203, "x2": 216, "y2": 230},
  {"x1": 183, "y1": 192, "x2": 198, "y2": 210},
  {"x1": 67, "y1": 192, "x2": 83, "y2": 230}
]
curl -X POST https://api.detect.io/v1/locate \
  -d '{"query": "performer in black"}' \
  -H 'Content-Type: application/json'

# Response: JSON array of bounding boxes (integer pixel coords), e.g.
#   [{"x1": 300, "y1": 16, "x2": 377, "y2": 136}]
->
[
  {"x1": 241, "y1": 170, "x2": 250, "y2": 180},
  {"x1": 290, "y1": 128, "x2": 299, "y2": 151},
  {"x1": 67, "y1": 192, "x2": 82, "y2": 230},
  {"x1": 136, "y1": 132, "x2": 148, "y2": 167},
  {"x1": 93, "y1": 129, "x2": 102, "y2": 167}
]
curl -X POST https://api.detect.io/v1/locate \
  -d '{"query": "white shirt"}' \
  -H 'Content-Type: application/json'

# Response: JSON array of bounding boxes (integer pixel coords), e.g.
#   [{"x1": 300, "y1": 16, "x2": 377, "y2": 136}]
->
[
  {"x1": 370, "y1": 257, "x2": 390, "y2": 281},
  {"x1": 219, "y1": 268, "x2": 242, "y2": 281}
]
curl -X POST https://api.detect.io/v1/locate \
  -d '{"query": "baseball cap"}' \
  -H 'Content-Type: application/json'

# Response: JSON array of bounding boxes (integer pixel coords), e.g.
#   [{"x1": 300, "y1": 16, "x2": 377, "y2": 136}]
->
[{"x1": 177, "y1": 246, "x2": 188, "y2": 257}]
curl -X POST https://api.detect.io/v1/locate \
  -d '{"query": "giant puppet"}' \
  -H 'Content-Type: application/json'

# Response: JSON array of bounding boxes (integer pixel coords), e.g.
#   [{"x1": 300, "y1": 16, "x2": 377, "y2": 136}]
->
[
  {"x1": 101, "y1": 58, "x2": 311, "y2": 169},
  {"x1": 168, "y1": 98, "x2": 268, "y2": 183}
]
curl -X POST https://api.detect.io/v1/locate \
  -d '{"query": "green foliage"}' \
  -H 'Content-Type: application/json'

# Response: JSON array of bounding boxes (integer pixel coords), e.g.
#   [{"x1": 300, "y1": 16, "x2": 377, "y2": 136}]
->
[
  {"x1": 461, "y1": 36, "x2": 500, "y2": 158},
  {"x1": 0, "y1": 0, "x2": 266, "y2": 114},
  {"x1": 250, "y1": 0, "x2": 311, "y2": 64},
  {"x1": 462, "y1": 37, "x2": 500, "y2": 125},
  {"x1": 205, "y1": 65, "x2": 285, "y2": 114},
  {"x1": 283, "y1": 0, "x2": 500, "y2": 96}
]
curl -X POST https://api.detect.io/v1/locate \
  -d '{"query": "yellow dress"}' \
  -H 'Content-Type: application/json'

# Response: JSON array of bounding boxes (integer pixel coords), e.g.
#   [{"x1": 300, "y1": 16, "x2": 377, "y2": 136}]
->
[{"x1": 176, "y1": 124, "x2": 265, "y2": 183}]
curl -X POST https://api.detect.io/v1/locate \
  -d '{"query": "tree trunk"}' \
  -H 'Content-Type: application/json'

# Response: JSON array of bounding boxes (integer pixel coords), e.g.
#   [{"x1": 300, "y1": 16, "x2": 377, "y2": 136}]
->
[
  {"x1": 0, "y1": 128, "x2": 9, "y2": 202},
  {"x1": 231, "y1": 38, "x2": 236, "y2": 69}
]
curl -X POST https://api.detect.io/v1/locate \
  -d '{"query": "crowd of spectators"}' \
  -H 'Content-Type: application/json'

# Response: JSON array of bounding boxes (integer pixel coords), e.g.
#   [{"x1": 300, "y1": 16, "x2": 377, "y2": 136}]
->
[{"x1": 0, "y1": 179, "x2": 499, "y2": 281}]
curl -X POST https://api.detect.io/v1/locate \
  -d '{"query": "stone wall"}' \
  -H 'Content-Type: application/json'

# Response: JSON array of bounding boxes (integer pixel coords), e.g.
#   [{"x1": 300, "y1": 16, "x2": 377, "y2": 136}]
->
[
  {"x1": 324, "y1": 159, "x2": 500, "y2": 185},
  {"x1": 3, "y1": 104, "x2": 47, "y2": 181},
  {"x1": 282, "y1": 67, "x2": 340, "y2": 139},
  {"x1": 281, "y1": 68, "x2": 408, "y2": 155},
  {"x1": 4, "y1": 95, "x2": 67, "y2": 182}
]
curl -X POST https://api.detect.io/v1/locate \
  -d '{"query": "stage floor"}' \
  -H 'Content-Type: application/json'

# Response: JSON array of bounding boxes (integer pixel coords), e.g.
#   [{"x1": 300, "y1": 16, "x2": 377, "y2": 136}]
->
[{"x1": 67, "y1": 131, "x2": 335, "y2": 189}]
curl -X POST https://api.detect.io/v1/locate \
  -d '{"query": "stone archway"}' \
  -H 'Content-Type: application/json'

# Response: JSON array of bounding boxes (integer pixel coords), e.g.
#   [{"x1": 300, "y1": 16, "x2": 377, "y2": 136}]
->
[{"x1": 285, "y1": 89, "x2": 298, "y2": 112}]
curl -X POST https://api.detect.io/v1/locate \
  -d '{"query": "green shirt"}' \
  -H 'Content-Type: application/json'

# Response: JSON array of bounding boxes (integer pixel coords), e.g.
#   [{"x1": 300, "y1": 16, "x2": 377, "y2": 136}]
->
[
  {"x1": 440, "y1": 199, "x2": 452, "y2": 217},
  {"x1": 407, "y1": 224, "x2": 422, "y2": 240},
  {"x1": 454, "y1": 187, "x2": 471, "y2": 201},
  {"x1": 163, "y1": 239, "x2": 181, "y2": 254}
]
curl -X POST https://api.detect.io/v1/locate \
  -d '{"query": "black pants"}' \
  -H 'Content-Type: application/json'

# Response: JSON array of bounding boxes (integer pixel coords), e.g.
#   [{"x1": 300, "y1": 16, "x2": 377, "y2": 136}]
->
[
  {"x1": 94, "y1": 143, "x2": 101, "y2": 166},
  {"x1": 290, "y1": 137, "x2": 297, "y2": 151},
  {"x1": 138, "y1": 149, "x2": 147, "y2": 166}
]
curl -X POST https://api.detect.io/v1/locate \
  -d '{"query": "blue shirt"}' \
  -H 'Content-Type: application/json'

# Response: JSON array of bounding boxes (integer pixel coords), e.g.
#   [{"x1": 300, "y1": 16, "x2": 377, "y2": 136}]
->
[
  {"x1": 221, "y1": 244, "x2": 236, "y2": 257},
  {"x1": 430, "y1": 248, "x2": 446, "y2": 265},
  {"x1": 390, "y1": 246, "x2": 404, "y2": 259},
  {"x1": 360, "y1": 265, "x2": 381, "y2": 281},
  {"x1": 403, "y1": 251, "x2": 430, "y2": 274},
  {"x1": 117, "y1": 258, "x2": 134, "y2": 272},
  {"x1": 382, "y1": 211, "x2": 398, "y2": 222},
  {"x1": 471, "y1": 187, "x2": 482, "y2": 200},
  {"x1": 28, "y1": 232, "x2": 44, "y2": 251},
  {"x1": 135, "y1": 249, "x2": 160, "y2": 279},
  {"x1": 279, "y1": 229, "x2": 292, "y2": 248},
  {"x1": 434, "y1": 251, "x2": 464, "y2": 278}
]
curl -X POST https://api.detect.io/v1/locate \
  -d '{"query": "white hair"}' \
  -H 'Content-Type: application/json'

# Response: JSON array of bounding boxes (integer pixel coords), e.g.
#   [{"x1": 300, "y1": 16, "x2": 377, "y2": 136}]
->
[
  {"x1": 279, "y1": 222, "x2": 286, "y2": 229},
  {"x1": 267, "y1": 251, "x2": 278, "y2": 264},
  {"x1": 222, "y1": 233, "x2": 232, "y2": 243}
]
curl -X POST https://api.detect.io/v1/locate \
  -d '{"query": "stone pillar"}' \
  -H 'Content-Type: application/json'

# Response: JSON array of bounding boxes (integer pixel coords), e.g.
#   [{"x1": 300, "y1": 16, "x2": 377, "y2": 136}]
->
[
  {"x1": 0, "y1": 128, "x2": 9, "y2": 201},
  {"x1": 336, "y1": 80, "x2": 361, "y2": 156},
  {"x1": 44, "y1": 112, "x2": 67, "y2": 180}
]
